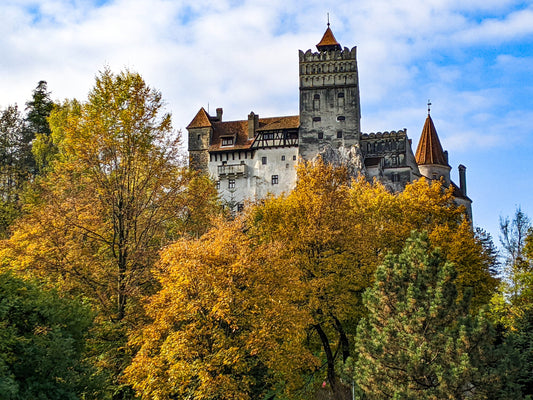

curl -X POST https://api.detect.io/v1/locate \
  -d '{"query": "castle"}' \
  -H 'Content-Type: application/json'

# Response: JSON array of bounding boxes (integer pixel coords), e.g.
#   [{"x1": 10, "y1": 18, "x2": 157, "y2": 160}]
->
[{"x1": 187, "y1": 25, "x2": 471, "y2": 216}]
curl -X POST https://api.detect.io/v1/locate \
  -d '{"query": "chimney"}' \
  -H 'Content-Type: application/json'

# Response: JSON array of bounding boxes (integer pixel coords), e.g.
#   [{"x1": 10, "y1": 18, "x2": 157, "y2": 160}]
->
[
  {"x1": 458, "y1": 164, "x2": 467, "y2": 196},
  {"x1": 216, "y1": 108, "x2": 223, "y2": 121},
  {"x1": 444, "y1": 150, "x2": 449, "y2": 164},
  {"x1": 248, "y1": 112, "x2": 258, "y2": 139}
]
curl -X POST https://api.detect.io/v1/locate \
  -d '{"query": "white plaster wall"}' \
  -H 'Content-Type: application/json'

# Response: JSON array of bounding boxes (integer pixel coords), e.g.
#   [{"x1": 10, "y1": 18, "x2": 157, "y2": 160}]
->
[{"x1": 208, "y1": 147, "x2": 298, "y2": 207}]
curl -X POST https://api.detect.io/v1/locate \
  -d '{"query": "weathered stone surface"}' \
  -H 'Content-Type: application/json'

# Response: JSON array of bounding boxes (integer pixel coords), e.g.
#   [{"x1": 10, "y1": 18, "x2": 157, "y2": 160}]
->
[{"x1": 314, "y1": 144, "x2": 366, "y2": 178}]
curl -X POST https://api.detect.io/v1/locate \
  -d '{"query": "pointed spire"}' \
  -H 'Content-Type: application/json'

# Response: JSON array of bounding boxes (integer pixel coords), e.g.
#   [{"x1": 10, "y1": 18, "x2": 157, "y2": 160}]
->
[
  {"x1": 316, "y1": 20, "x2": 341, "y2": 52},
  {"x1": 415, "y1": 114, "x2": 449, "y2": 166},
  {"x1": 187, "y1": 107, "x2": 212, "y2": 129}
]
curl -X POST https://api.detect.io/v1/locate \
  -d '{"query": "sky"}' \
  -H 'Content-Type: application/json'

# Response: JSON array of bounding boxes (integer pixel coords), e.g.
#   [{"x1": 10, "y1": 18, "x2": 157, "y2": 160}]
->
[{"x1": 1, "y1": 0, "x2": 533, "y2": 243}]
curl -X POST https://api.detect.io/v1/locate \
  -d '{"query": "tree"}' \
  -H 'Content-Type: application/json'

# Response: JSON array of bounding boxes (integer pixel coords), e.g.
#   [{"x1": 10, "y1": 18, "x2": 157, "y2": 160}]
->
[
  {"x1": 26, "y1": 81, "x2": 55, "y2": 174},
  {"x1": 1, "y1": 69, "x2": 221, "y2": 397},
  {"x1": 0, "y1": 106, "x2": 26, "y2": 238},
  {"x1": 0, "y1": 270, "x2": 97, "y2": 399},
  {"x1": 5, "y1": 69, "x2": 205, "y2": 320},
  {"x1": 500, "y1": 207, "x2": 531, "y2": 274},
  {"x1": 246, "y1": 160, "x2": 497, "y2": 398},
  {"x1": 354, "y1": 232, "x2": 515, "y2": 399},
  {"x1": 124, "y1": 217, "x2": 312, "y2": 400}
]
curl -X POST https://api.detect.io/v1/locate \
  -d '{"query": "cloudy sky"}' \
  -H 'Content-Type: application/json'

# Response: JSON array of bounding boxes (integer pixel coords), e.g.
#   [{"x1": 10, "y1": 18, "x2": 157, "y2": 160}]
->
[{"x1": 1, "y1": 0, "x2": 533, "y2": 241}]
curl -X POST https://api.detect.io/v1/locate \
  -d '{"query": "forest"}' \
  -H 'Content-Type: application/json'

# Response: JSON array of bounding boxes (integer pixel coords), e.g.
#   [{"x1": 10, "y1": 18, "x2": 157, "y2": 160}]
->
[{"x1": 0, "y1": 70, "x2": 532, "y2": 400}]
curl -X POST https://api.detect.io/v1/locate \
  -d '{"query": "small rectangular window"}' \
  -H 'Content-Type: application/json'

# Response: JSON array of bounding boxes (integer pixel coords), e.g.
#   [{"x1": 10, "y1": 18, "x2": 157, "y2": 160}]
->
[
  {"x1": 271, "y1": 175, "x2": 279, "y2": 185},
  {"x1": 215, "y1": 181, "x2": 220, "y2": 190},
  {"x1": 313, "y1": 117, "x2": 321, "y2": 122},
  {"x1": 318, "y1": 132, "x2": 324, "y2": 140},
  {"x1": 221, "y1": 137, "x2": 234, "y2": 146},
  {"x1": 262, "y1": 156, "x2": 267, "y2": 165},
  {"x1": 337, "y1": 131, "x2": 343, "y2": 138},
  {"x1": 338, "y1": 92, "x2": 345, "y2": 98},
  {"x1": 337, "y1": 116, "x2": 345, "y2": 121},
  {"x1": 237, "y1": 203, "x2": 244, "y2": 212},
  {"x1": 228, "y1": 179, "x2": 235, "y2": 189},
  {"x1": 281, "y1": 155, "x2": 286, "y2": 161},
  {"x1": 293, "y1": 155, "x2": 297, "y2": 161}
]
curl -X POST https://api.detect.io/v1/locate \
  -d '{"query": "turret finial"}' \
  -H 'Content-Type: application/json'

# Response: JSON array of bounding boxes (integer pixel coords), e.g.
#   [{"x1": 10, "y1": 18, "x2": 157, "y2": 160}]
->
[
  {"x1": 427, "y1": 99, "x2": 432, "y2": 115},
  {"x1": 327, "y1": 12, "x2": 330, "y2": 27}
]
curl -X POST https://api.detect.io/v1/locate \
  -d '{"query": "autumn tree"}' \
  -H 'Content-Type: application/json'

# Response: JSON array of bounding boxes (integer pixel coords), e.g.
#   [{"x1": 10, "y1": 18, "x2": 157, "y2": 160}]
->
[
  {"x1": 124, "y1": 217, "x2": 313, "y2": 400},
  {"x1": 246, "y1": 160, "x2": 498, "y2": 398},
  {"x1": 1, "y1": 69, "x2": 221, "y2": 396},
  {"x1": 354, "y1": 232, "x2": 517, "y2": 400}
]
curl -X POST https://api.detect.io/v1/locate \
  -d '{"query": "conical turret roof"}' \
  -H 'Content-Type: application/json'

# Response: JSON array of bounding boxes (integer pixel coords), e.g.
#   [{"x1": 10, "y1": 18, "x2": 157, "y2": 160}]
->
[
  {"x1": 415, "y1": 115, "x2": 449, "y2": 166},
  {"x1": 316, "y1": 25, "x2": 341, "y2": 51},
  {"x1": 187, "y1": 107, "x2": 212, "y2": 129}
]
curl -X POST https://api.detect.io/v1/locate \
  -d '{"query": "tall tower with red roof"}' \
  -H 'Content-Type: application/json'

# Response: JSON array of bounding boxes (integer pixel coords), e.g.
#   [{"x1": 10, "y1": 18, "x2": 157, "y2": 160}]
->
[{"x1": 298, "y1": 24, "x2": 361, "y2": 160}]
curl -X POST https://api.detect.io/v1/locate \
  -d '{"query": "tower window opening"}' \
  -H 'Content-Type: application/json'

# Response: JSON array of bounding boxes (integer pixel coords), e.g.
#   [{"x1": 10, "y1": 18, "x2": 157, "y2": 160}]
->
[
  {"x1": 318, "y1": 132, "x2": 324, "y2": 140},
  {"x1": 314, "y1": 94, "x2": 320, "y2": 100},
  {"x1": 338, "y1": 92, "x2": 344, "y2": 98},
  {"x1": 272, "y1": 175, "x2": 279, "y2": 185},
  {"x1": 313, "y1": 117, "x2": 322, "y2": 122},
  {"x1": 337, "y1": 131, "x2": 343, "y2": 138},
  {"x1": 228, "y1": 179, "x2": 235, "y2": 189},
  {"x1": 337, "y1": 116, "x2": 345, "y2": 121}
]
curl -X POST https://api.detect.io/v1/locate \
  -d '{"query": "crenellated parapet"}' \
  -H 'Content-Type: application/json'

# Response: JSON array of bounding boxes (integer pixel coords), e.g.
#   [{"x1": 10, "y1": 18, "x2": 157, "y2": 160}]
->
[
  {"x1": 299, "y1": 47, "x2": 357, "y2": 62},
  {"x1": 299, "y1": 47, "x2": 358, "y2": 89},
  {"x1": 361, "y1": 129, "x2": 408, "y2": 139}
]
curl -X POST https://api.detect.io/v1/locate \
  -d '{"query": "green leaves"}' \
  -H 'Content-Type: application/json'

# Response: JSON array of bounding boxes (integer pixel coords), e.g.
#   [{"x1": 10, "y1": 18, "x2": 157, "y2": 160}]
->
[
  {"x1": 0, "y1": 271, "x2": 95, "y2": 399},
  {"x1": 354, "y1": 233, "x2": 509, "y2": 399}
]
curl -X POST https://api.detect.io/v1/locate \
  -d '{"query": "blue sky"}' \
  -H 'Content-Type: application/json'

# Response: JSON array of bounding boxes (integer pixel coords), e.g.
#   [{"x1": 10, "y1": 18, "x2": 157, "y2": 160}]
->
[{"x1": 1, "y1": 0, "x2": 533, "y2": 243}]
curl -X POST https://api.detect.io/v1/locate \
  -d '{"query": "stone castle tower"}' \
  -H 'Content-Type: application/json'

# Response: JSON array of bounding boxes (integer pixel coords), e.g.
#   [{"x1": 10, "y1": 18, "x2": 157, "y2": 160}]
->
[{"x1": 298, "y1": 25, "x2": 361, "y2": 160}]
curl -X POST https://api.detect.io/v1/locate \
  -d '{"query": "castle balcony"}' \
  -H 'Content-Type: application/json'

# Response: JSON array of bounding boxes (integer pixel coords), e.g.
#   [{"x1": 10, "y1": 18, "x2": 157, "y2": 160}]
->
[{"x1": 217, "y1": 164, "x2": 247, "y2": 178}]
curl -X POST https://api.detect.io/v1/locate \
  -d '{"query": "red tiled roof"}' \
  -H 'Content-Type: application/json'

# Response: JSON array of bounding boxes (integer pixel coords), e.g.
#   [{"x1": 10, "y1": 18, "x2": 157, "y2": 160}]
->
[
  {"x1": 257, "y1": 116, "x2": 300, "y2": 131},
  {"x1": 209, "y1": 115, "x2": 299, "y2": 152},
  {"x1": 317, "y1": 27, "x2": 341, "y2": 51},
  {"x1": 187, "y1": 107, "x2": 212, "y2": 129},
  {"x1": 415, "y1": 115, "x2": 449, "y2": 166}
]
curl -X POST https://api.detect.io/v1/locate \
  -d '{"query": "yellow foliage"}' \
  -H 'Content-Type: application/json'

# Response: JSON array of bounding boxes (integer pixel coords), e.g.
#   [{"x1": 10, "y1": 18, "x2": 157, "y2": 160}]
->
[{"x1": 125, "y1": 217, "x2": 315, "y2": 399}]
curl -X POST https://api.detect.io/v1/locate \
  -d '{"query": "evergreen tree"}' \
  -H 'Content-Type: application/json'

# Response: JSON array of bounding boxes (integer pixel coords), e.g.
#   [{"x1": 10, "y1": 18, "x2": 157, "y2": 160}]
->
[
  {"x1": 0, "y1": 271, "x2": 97, "y2": 399},
  {"x1": 354, "y1": 232, "x2": 515, "y2": 399},
  {"x1": 25, "y1": 81, "x2": 54, "y2": 174}
]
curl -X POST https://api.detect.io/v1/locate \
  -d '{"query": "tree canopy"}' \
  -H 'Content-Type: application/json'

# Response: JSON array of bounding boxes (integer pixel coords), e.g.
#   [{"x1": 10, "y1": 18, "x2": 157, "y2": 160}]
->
[
  {"x1": 0, "y1": 271, "x2": 96, "y2": 399},
  {"x1": 354, "y1": 232, "x2": 515, "y2": 399}
]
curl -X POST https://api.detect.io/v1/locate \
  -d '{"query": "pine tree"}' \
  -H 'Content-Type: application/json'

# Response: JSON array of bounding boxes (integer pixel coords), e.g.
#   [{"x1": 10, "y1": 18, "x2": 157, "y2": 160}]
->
[
  {"x1": 26, "y1": 81, "x2": 54, "y2": 174},
  {"x1": 354, "y1": 232, "x2": 510, "y2": 399}
]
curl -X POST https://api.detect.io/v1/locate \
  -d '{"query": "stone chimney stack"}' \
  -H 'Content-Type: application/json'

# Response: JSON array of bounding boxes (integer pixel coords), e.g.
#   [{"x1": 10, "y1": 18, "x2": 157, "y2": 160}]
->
[
  {"x1": 248, "y1": 112, "x2": 258, "y2": 139},
  {"x1": 458, "y1": 164, "x2": 467, "y2": 196},
  {"x1": 216, "y1": 108, "x2": 223, "y2": 121}
]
